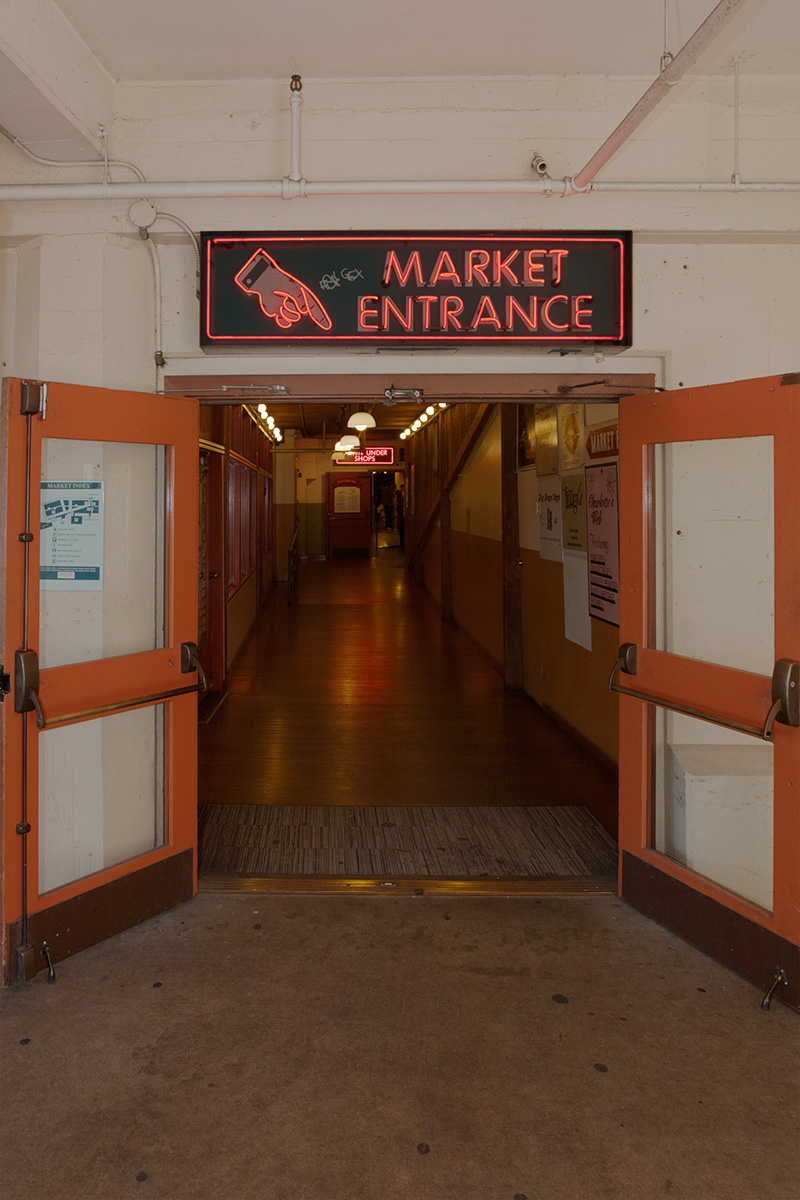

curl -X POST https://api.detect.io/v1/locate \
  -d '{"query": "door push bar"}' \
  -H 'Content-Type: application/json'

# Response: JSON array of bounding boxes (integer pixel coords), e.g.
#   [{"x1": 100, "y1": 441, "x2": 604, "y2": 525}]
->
[
  {"x1": 14, "y1": 642, "x2": 207, "y2": 730},
  {"x1": 608, "y1": 643, "x2": 800, "y2": 742}
]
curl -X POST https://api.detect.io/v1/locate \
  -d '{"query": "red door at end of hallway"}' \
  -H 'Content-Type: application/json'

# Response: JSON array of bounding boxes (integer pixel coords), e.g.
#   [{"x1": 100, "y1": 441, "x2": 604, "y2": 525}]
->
[{"x1": 1, "y1": 378, "x2": 200, "y2": 984}]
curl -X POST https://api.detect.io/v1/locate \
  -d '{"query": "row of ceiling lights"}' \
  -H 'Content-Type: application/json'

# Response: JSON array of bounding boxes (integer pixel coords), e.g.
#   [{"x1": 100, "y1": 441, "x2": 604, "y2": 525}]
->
[
  {"x1": 400, "y1": 404, "x2": 448, "y2": 440},
  {"x1": 331, "y1": 405, "x2": 450, "y2": 455},
  {"x1": 256, "y1": 403, "x2": 283, "y2": 442}
]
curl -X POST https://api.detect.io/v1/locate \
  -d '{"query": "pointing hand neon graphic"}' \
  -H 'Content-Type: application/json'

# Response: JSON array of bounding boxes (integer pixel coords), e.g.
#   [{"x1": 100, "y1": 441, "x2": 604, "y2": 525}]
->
[{"x1": 234, "y1": 249, "x2": 333, "y2": 331}]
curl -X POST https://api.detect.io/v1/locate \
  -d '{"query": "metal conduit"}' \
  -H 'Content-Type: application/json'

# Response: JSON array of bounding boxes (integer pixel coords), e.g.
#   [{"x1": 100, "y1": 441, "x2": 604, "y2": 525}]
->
[
  {"x1": 571, "y1": 0, "x2": 751, "y2": 190},
  {"x1": 0, "y1": 177, "x2": 796, "y2": 201}
]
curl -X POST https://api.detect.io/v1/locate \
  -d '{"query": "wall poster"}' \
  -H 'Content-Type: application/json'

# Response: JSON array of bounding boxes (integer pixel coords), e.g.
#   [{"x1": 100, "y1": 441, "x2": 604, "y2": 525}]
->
[
  {"x1": 561, "y1": 472, "x2": 587, "y2": 552},
  {"x1": 558, "y1": 402, "x2": 588, "y2": 473},
  {"x1": 40, "y1": 480, "x2": 104, "y2": 591},
  {"x1": 518, "y1": 403, "x2": 537, "y2": 469},
  {"x1": 537, "y1": 475, "x2": 562, "y2": 562},
  {"x1": 586, "y1": 462, "x2": 620, "y2": 625},
  {"x1": 534, "y1": 404, "x2": 558, "y2": 476},
  {"x1": 333, "y1": 485, "x2": 361, "y2": 514}
]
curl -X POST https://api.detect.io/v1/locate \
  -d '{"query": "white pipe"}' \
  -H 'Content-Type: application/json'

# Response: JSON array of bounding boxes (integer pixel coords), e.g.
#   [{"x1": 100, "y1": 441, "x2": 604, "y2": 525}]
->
[
  {"x1": 732, "y1": 54, "x2": 741, "y2": 188},
  {"x1": 289, "y1": 90, "x2": 302, "y2": 182},
  {"x1": 588, "y1": 180, "x2": 798, "y2": 191},
  {"x1": 0, "y1": 176, "x2": 797, "y2": 202},
  {"x1": 572, "y1": 0, "x2": 751, "y2": 190},
  {"x1": 0, "y1": 179, "x2": 284, "y2": 200}
]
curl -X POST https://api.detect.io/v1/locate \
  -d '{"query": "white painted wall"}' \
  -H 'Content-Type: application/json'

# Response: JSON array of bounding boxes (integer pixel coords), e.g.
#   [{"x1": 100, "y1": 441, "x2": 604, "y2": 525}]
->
[{"x1": 0, "y1": 72, "x2": 797, "y2": 393}]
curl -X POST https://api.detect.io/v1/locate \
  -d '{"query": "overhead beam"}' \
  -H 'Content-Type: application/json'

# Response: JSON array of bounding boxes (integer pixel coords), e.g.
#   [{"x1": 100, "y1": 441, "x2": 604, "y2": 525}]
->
[{"x1": 0, "y1": 0, "x2": 113, "y2": 156}]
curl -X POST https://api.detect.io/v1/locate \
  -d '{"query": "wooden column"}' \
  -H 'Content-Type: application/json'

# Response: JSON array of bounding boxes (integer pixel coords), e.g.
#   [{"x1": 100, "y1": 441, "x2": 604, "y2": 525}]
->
[{"x1": 501, "y1": 403, "x2": 524, "y2": 692}]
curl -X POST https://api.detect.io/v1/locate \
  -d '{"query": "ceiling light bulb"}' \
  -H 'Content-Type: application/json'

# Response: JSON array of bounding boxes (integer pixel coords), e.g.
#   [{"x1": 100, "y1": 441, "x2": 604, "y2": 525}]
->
[
  {"x1": 267, "y1": 416, "x2": 275, "y2": 427},
  {"x1": 420, "y1": 413, "x2": 428, "y2": 422},
  {"x1": 426, "y1": 406, "x2": 435, "y2": 416},
  {"x1": 339, "y1": 434, "x2": 360, "y2": 450},
  {"x1": 347, "y1": 410, "x2": 376, "y2": 431},
  {"x1": 257, "y1": 404, "x2": 267, "y2": 415},
  {"x1": 438, "y1": 403, "x2": 447, "y2": 409}
]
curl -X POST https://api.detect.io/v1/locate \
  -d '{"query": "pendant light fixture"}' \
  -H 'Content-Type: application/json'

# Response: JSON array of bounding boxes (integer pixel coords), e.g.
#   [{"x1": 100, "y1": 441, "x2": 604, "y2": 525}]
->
[{"x1": 347, "y1": 410, "x2": 376, "y2": 431}]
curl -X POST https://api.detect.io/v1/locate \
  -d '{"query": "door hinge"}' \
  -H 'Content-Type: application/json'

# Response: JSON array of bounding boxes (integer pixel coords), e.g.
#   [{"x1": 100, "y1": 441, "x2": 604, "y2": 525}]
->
[
  {"x1": 20, "y1": 380, "x2": 48, "y2": 419},
  {"x1": 0, "y1": 665, "x2": 10, "y2": 700}
]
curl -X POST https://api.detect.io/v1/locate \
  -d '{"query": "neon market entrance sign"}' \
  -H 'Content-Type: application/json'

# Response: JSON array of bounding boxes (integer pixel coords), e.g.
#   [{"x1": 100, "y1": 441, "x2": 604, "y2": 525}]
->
[{"x1": 201, "y1": 232, "x2": 631, "y2": 350}]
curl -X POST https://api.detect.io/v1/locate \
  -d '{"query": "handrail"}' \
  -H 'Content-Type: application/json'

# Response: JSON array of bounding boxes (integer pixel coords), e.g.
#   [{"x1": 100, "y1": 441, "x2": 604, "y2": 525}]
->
[
  {"x1": 607, "y1": 644, "x2": 796, "y2": 743},
  {"x1": 287, "y1": 525, "x2": 299, "y2": 606}
]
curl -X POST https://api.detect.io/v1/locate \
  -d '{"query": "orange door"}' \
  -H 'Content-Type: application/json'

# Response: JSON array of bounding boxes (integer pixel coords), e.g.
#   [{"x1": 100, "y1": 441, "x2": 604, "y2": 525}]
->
[
  {"x1": 616, "y1": 373, "x2": 800, "y2": 1009},
  {"x1": 1, "y1": 378, "x2": 199, "y2": 984}
]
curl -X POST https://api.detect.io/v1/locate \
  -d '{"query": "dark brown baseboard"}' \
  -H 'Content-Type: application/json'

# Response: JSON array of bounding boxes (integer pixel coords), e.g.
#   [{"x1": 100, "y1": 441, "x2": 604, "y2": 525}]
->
[
  {"x1": 5, "y1": 848, "x2": 194, "y2": 986},
  {"x1": 622, "y1": 851, "x2": 799, "y2": 1011}
]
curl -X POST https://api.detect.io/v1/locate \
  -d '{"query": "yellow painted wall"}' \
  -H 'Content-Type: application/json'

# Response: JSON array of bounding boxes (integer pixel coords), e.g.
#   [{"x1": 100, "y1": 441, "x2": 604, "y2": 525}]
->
[
  {"x1": 226, "y1": 572, "x2": 258, "y2": 669},
  {"x1": 451, "y1": 530, "x2": 504, "y2": 669},
  {"x1": 521, "y1": 550, "x2": 619, "y2": 762},
  {"x1": 450, "y1": 411, "x2": 502, "y2": 539},
  {"x1": 421, "y1": 521, "x2": 442, "y2": 605}
]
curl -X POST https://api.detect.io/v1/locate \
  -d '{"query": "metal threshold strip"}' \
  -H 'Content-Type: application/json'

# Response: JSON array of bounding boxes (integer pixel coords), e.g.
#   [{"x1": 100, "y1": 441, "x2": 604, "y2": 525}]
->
[{"x1": 198, "y1": 874, "x2": 617, "y2": 897}]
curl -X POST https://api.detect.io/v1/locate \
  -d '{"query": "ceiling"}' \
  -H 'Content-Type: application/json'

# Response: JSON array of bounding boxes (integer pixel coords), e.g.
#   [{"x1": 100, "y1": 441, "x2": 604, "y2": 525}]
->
[{"x1": 49, "y1": 0, "x2": 800, "y2": 81}]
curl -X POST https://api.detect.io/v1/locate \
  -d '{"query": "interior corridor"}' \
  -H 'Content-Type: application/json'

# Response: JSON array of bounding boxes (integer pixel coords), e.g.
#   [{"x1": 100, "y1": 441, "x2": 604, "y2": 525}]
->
[{"x1": 198, "y1": 548, "x2": 618, "y2": 890}]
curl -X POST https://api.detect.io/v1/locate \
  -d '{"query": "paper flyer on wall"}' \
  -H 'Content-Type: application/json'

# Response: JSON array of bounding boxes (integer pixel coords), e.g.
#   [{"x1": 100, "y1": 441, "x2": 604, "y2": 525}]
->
[
  {"x1": 40, "y1": 481, "x2": 104, "y2": 591},
  {"x1": 586, "y1": 462, "x2": 620, "y2": 625},
  {"x1": 537, "y1": 475, "x2": 562, "y2": 562},
  {"x1": 561, "y1": 472, "x2": 587, "y2": 552},
  {"x1": 563, "y1": 549, "x2": 592, "y2": 651}
]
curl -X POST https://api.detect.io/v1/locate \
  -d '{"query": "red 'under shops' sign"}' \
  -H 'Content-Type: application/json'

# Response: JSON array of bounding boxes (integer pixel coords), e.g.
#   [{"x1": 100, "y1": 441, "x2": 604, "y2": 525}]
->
[
  {"x1": 334, "y1": 447, "x2": 394, "y2": 466},
  {"x1": 201, "y1": 231, "x2": 632, "y2": 350}
]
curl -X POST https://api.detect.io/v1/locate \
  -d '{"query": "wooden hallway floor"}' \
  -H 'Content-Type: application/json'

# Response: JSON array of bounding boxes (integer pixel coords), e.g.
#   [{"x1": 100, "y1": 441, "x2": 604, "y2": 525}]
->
[{"x1": 198, "y1": 550, "x2": 618, "y2": 887}]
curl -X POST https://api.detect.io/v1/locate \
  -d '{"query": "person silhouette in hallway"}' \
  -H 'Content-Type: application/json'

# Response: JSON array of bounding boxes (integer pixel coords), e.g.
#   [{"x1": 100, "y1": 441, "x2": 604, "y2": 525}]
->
[
  {"x1": 381, "y1": 480, "x2": 396, "y2": 530},
  {"x1": 395, "y1": 482, "x2": 405, "y2": 548}
]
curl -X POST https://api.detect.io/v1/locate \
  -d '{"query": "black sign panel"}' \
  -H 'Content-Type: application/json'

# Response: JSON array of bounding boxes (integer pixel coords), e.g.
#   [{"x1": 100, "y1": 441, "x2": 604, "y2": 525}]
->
[{"x1": 201, "y1": 231, "x2": 631, "y2": 350}]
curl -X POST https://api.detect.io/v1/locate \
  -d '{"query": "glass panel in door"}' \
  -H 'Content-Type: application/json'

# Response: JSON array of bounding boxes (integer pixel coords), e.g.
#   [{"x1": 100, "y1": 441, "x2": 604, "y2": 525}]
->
[
  {"x1": 649, "y1": 435, "x2": 775, "y2": 910},
  {"x1": 39, "y1": 438, "x2": 167, "y2": 669}
]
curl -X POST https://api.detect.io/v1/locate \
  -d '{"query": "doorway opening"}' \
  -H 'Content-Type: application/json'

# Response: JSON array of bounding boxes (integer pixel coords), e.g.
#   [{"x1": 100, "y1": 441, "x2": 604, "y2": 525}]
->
[{"x1": 177, "y1": 371, "x2": 653, "y2": 896}]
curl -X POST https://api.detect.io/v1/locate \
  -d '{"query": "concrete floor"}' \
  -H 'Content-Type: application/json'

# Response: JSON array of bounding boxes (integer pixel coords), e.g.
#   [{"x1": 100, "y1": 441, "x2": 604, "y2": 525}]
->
[{"x1": 1, "y1": 894, "x2": 797, "y2": 1200}]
